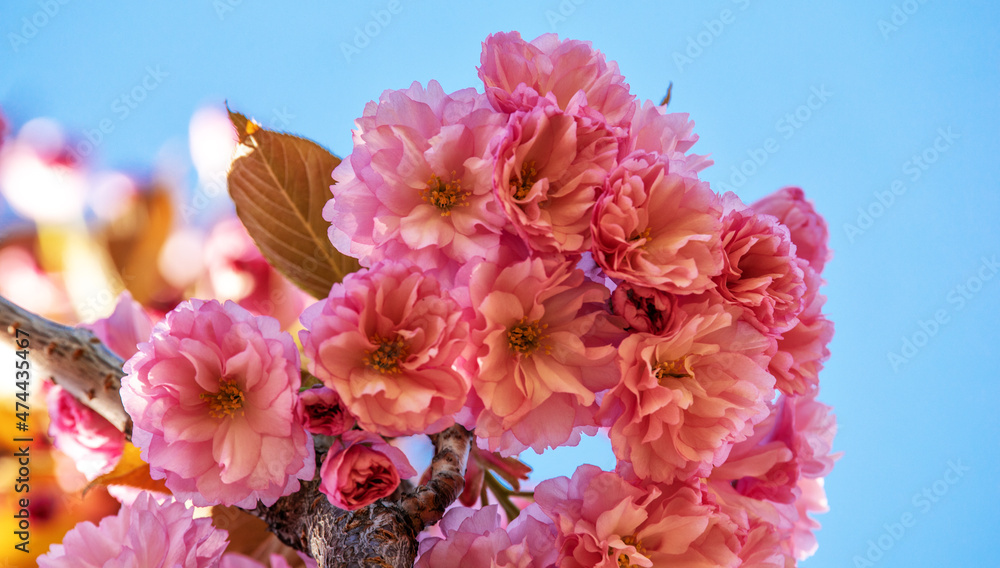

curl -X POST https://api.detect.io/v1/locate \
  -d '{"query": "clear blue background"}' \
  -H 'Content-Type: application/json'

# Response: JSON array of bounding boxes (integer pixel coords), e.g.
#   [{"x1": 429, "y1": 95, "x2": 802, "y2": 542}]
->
[{"x1": 2, "y1": 1, "x2": 998, "y2": 566}]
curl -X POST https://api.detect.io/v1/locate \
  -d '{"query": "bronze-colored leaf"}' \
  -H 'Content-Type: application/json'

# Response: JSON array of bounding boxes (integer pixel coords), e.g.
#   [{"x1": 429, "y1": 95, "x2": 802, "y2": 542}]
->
[
  {"x1": 101, "y1": 184, "x2": 178, "y2": 308},
  {"x1": 87, "y1": 442, "x2": 171, "y2": 495},
  {"x1": 226, "y1": 107, "x2": 360, "y2": 299}
]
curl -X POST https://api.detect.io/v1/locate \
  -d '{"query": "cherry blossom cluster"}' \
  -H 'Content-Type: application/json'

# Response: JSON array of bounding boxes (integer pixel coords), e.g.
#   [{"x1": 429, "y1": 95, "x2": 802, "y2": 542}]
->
[
  {"x1": 315, "y1": 31, "x2": 837, "y2": 565},
  {"x1": 34, "y1": 30, "x2": 837, "y2": 566}
]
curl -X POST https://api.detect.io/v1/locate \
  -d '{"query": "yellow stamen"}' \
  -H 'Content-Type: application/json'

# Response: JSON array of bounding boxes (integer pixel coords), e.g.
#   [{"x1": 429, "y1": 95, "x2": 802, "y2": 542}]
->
[
  {"x1": 628, "y1": 227, "x2": 652, "y2": 247},
  {"x1": 365, "y1": 334, "x2": 409, "y2": 374},
  {"x1": 655, "y1": 358, "x2": 690, "y2": 383},
  {"x1": 506, "y1": 317, "x2": 548, "y2": 356},
  {"x1": 200, "y1": 378, "x2": 246, "y2": 419},
  {"x1": 422, "y1": 172, "x2": 470, "y2": 216},
  {"x1": 511, "y1": 161, "x2": 538, "y2": 200}
]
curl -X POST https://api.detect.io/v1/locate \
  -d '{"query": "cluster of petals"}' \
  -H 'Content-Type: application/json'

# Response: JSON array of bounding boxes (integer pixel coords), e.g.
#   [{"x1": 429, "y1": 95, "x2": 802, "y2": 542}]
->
[
  {"x1": 751, "y1": 186, "x2": 831, "y2": 273},
  {"x1": 37, "y1": 491, "x2": 228, "y2": 568},
  {"x1": 599, "y1": 302, "x2": 775, "y2": 483},
  {"x1": 479, "y1": 31, "x2": 636, "y2": 129},
  {"x1": 712, "y1": 393, "x2": 838, "y2": 506},
  {"x1": 492, "y1": 95, "x2": 619, "y2": 253},
  {"x1": 535, "y1": 464, "x2": 752, "y2": 567},
  {"x1": 465, "y1": 255, "x2": 620, "y2": 454},
  {"x1": 314, "y1": 30, "x2": 837, "y2": 562},
  {"x1": 626, "y1": 100, "x2": 712, "y2": 175},
  {"x1": 768, "y1": 263, "x2": 834, "y2": 395},
  {"x1": 415, "y1": 504, "x2": 557, "y2": 568},
  {"x1": 716, "y1": 194, "x2": 807, "y2": 336},
  {"x1": 326, "y1": 80, "x2": 508, "y2": 274},
  {"x1": 318, "y1": 430, "x2": 416, "y2": 511},
  {"x1": 121, "y1": 299, "x2": 314, "y2": 508},
  {"x1": 591, "y1": 151, "x2": 724, "y2": 293},
  {"x1": 300, "y1": 260, "x2": 470, "y2": 437}
]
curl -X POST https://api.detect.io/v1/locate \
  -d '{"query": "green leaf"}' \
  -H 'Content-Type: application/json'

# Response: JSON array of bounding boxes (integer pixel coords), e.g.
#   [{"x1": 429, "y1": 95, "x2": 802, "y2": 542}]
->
[{"x1": 226, "y1": 106, "x2": 360, "y2": 299}]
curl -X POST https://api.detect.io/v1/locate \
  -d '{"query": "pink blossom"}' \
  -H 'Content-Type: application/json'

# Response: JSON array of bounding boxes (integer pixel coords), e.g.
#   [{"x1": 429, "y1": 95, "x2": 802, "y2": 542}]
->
[
  {"x1": 591, "y1": 152, "x2": 724, "y2": 294},
  {"x1": 415, "y1": 504, "x2": 558, "y2": 568},
  {"x1": 709, "y1": 391, "x2": 838, "y2": 504},
  {"x1": 300, "y1": 261, "x2": 471, "y2": 437},
  {"x1": 326, "y1": 80, "x2": 508, "y2": 273},
  {"x1": 769, "y1": 263, "x2": 833, "y2": 396},
  {"x1": 298, "y1": 385, "x2": 356, "y2": 436},
  {"x1": 319, "y1": 430, "x2": 416, "y2": 511},
  {"x1": 598, "y1": 303, "x2": 775, "y2": 483},
  {"x1": 220, "y1": 553, "x2": 318, "y2": 568},
  {"x1": 479, "y1": 32, "x2": 636, "y2": 129},
  {"x1": 492, "y1": 96, "x2": 619, "y2": 254},
  {"x1": 199, "y1": 217, "x2": 312, "y2": 329},
  {"x1": 466, "y1": 256, "x2": 620, "y2": 454},
  {"x1": 45, "y1": 383, "x2": 125, "y2": 480},
  {"x1": 121, "y1": 299, "x2": 314, "y2": 508},
  {"x1": 37, "y1": 491, "x2": 229, "y2": 567},
  {"x1": 534, "y1": 464, "x2": 743, "y2": 568},
  {"x1": 626, "y1": 100, "x2": 712, "y2": 174},
  {"x1": 751, "y1": 186, "x2": 831, "y2": 274},
  {"x1": 716, "y1": 194, "x2": 806, "y2": 335},
  {"x1": 708, "y1": 474, "x2": 830, "y2": 563},
  {"x1": 81, "y1": 290, "x2": 152, "y2": 360}
]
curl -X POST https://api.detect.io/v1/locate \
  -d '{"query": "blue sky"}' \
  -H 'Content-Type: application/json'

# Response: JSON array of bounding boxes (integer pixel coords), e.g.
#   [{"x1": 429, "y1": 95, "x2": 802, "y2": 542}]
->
[{"x1": 2, "y1": 2, "x2": 999, "y2": 566}]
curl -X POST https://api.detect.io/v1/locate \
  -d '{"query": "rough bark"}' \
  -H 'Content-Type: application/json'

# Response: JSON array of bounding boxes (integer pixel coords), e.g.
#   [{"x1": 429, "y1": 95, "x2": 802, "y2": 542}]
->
[{"x1": 0, "y1": 294, "x2": 472, "y2": 567}]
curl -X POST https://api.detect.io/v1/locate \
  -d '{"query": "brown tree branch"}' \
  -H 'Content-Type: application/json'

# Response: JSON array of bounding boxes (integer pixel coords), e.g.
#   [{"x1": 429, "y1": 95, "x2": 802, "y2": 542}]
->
[
  {"x1": 1, "y1": 294, "x2": 132, "y2": 437},
  {"x1": 0, "y1": 294, "x2": 473, "y2": 568}
]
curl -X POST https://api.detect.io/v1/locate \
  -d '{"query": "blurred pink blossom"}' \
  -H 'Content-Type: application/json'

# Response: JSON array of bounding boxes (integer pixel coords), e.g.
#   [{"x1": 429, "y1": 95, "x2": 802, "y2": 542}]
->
[
  {"x1": 45, "y1": 383, "x2": 125, "y2": 481},
  {"x1": 81, "y1": 290, "x2": 152, "y2": 360},
  {"x1": 200, "y1": 217, "x2": 312, "y2": 329}
]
